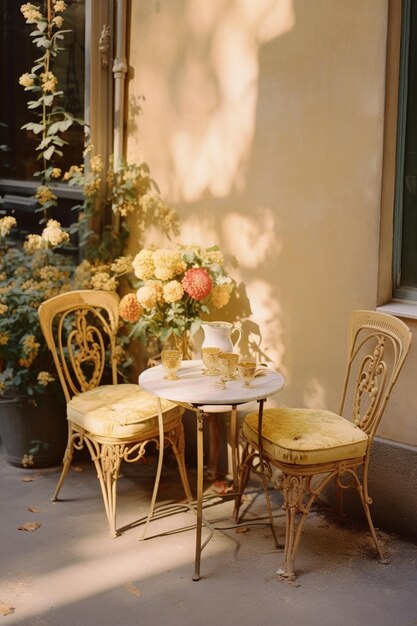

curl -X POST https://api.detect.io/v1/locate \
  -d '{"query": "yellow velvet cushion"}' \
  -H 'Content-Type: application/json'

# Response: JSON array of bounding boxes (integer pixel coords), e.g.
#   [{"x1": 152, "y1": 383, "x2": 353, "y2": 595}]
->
[
  {"x1": 67, "y1": 384, "x2": 183, "y2": 438},
  {"x1": 243, "y1": 407, "x2": 368, "y2": 465}
]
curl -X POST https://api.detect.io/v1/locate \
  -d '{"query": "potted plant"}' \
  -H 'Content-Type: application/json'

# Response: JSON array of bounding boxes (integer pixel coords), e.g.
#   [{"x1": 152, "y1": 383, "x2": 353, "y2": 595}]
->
[{"x1": 0, "y1": 216, "x2": 74, "y2": 466}]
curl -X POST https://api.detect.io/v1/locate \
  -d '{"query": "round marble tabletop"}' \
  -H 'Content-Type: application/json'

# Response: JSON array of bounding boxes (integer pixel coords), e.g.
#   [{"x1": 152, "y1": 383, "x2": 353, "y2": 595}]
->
[{"x1": 139, "y1": 359, "x2": 285, "y2": 407}]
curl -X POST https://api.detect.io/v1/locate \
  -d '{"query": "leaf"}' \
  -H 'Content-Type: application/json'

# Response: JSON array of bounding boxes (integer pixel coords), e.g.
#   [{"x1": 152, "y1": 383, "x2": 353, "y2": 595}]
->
[
  {"x1": 18, "y1": 522, "x2": 41, "y2": 532},
  {"x1": 43, "y1": 95, "x2": 54, "y2": 106},
  {"x1": 27, "y1": 507, "x2": 41, "y2": 513},
  {"x1": 70, "y1": 466, "x2": 84, "y2": 473},
  {"x1": 35, "y1": 36, "x2": 51, "y2": 49},
  {"x1": 125, "y1": 582, "x2": 141, "y2": 597},
  {"x1": 21, "y1": 477, "x2": 34, "y2": 483},
  {"x1": 21, "y1": 122, "x2": 45, "y2": 134},
  {"x1": 43, "y1": 145, "x2": 55, "y2": 160},
  {"x1": 235, "y1": 526, "x2": 250, "y2": 534},
  {"x1": 0, "y1": 601, "x2": 14, "y2": 616}
]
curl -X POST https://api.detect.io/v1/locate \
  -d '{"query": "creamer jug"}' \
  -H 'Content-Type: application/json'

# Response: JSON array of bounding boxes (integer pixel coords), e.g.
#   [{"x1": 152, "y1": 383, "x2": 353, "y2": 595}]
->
[{"x1": 201, "y1": 321, "x2": 241, "y2": 353}]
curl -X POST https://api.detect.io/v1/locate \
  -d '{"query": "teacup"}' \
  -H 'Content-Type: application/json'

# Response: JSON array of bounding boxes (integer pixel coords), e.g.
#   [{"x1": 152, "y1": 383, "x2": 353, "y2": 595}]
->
[
  {"x1": 217, "y1": 352, "x2": 239, "y2": 386},
  {"x1": 161, "y1": 349, "x2": 182, "y2": 380},
  {"x1": 237, "y1": 359, "x2": 257, "y2": 388},
  {"x1": 201, "y1": 347, "x2": 222, "y2": 375}
]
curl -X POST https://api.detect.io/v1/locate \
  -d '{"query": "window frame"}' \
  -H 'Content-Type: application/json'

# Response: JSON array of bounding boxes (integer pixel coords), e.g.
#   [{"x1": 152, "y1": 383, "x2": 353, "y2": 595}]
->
[{"x1": 393, "y1": 0, "x2": 417, "y2": 300}]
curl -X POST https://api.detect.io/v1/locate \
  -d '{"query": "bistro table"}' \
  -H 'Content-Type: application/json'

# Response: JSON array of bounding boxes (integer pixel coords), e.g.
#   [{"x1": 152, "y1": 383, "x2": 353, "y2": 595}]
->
[{"x1": 139, "y1": 359, "x2": 285, "y2": 580}]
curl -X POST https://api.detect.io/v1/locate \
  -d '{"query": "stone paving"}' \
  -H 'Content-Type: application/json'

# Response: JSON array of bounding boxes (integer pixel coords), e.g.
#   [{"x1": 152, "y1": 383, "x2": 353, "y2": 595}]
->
[{"x1": 1, "y1": 444, "x2": 417, "y2": 626}]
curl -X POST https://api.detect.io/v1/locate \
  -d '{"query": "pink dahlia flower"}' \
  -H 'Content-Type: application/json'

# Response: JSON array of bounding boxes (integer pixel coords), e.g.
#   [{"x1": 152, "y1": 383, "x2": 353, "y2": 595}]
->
[{"x1": 182, "y1": 267, "x2": 212, "y2": 300}]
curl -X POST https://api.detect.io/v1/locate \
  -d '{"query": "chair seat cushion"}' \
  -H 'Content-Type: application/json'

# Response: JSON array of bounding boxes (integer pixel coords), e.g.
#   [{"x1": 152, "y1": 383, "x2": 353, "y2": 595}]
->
[
  {"x1": 243, "y1": 407, "x2": 368, "y2": 466},
  {"x1": 67, "y1": 384, "x2": 183, "y2": 438}
]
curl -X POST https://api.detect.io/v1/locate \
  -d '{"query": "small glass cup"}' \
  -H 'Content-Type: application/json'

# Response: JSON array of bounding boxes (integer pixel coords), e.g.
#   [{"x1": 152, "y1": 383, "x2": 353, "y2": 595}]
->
[
  {"x1": 237, "y1": 359, "x2": 257, "y2": 388},
  {"x1": 201, "y1": 347, "x2": 222, "y2": 375},
  {"x1": 216, "y1": 352, "x2": 239, "y2": 387},
  {"x1": 161, "y1": 349, "x2": 183, "y2": 380}
]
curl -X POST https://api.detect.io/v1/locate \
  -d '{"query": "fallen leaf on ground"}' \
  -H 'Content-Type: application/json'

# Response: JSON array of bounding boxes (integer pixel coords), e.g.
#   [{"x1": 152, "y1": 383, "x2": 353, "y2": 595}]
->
[
  {"x1": 125, "y1": 582, "x2": 141, "y2": 597},
  {"x1": 70, "y1": 466, "x2": 84, "y2": 473},
  {"x1": 18, "y1": 522, "x2": 41, "y2": 532},
  {"x1": 27, "y1": 507, "x2": 41, "y2": 513},
  {"x1": 235, "y1": 526, "x2": 250, "y2": 534},
  {"x1": 21, "y1": 477, "x2": 34, "y2": 483},
  {"x1": 0, "y1": 600, "x2": 14, "y2": 616}
]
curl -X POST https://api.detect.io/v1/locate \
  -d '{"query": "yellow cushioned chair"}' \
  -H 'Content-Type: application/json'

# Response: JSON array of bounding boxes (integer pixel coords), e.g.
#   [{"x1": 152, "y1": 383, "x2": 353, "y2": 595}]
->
[
  {"x1": 234, "y1": 310, "x2": 412, "y2": 579},
  {"x1": 39, "y1": 289, "x2": 192, "y2": 537}
]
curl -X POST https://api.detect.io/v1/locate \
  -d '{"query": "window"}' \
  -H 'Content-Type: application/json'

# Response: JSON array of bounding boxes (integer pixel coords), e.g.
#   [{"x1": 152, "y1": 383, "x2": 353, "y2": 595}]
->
[
  {"x1": 0, "y1": 0, "x2": 86, "y2": 238},
  {"x1": 393, "y1": 0, "x2": 417, "y2": 299},
  {"x1": 0, "y1": 0, "x2": 116, "y2": 244}
]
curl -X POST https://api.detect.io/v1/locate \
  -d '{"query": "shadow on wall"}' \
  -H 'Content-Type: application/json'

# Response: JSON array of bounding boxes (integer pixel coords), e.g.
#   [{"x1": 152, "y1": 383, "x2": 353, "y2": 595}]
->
[{"x1": 127, "y1": 0, "x2": 380, "y2": 410}]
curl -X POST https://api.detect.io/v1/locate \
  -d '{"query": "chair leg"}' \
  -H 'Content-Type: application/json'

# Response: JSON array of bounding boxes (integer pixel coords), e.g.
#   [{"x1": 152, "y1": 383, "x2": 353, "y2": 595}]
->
[
  {"x1": 172, "y1": 423, "x2": 193, "y2": 502},
  {"x1": 262, "y1": 475, "x2": 281, "y2": 549},
  {"x1": 51, "y1": 427, "x2": 77, "y2": 502},
  {"x1": 88, "y1": 440, "x2": 122, "y2": 537},
  {"x1": 233, "y1": 441, "x2": 251, "y2": 523},
  {"x1": 358, "y1": 466, "x2": 389, "y2": 564},
  {"x1": 279, "y1": 473, "x2": 312, "y2": 580}
]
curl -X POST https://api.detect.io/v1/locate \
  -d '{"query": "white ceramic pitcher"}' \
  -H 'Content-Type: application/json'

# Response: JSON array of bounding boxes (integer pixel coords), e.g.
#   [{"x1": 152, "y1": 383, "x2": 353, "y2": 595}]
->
[{"x1": 201, "y1": 321, "x2": 241, "y2": 353}]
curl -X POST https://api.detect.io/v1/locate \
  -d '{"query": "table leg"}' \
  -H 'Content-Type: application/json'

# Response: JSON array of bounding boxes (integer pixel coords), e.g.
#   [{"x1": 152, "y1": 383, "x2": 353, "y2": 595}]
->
[
  {"x1": 206, "y1": 414, "x2": 219, "y2": 481},
  {"x1": 141, "y1": 396, "x2": 164, "y2": 540},
  {"x1": 193, "y1": 408, "x2": 204, "y2": 581},
  {"x1": 230, "y1": 405, "x2": 239, "y2": 492}
]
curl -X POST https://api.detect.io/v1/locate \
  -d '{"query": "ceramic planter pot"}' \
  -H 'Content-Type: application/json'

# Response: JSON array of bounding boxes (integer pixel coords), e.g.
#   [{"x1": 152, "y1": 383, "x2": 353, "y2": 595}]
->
[{"x1": 0, "y1": 393, "x2": 67, "y2": 468}]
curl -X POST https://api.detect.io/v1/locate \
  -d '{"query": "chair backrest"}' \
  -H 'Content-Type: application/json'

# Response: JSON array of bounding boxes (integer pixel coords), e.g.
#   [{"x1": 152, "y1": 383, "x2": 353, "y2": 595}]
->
[
  {"x1": 39, "y1": 290, "x2": 120, "y2": 402},
  {"x1": 339, "y1": 310, "x2": 412, "y2": 441}
]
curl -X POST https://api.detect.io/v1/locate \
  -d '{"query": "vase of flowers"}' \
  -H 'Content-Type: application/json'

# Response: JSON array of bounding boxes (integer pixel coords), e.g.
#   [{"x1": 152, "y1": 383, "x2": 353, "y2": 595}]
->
[{"x1": 118, "y1": 244, "x2": 237, "y2": 358}]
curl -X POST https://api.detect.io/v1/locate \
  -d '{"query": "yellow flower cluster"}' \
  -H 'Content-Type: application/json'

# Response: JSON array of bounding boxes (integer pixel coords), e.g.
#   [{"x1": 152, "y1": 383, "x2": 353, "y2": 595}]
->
[
  {"x1": 19, "y1": 335, "x2": 40, "y2": 368},
  {"x1": 20, "y1": 3, "x2": 42, "y2": 22},
  {"x1": 24, "y1": 234, "x2": 44, "y2": 252},
  {"x1": 162, "y1": 280, "x2": 184, "y2": 303},
  {"x1": 0, "y1": 304, "x2": 8, "y2": 315},
  {"x1": 37, "y1": 371, "x2": 55, "y2": 386},
  {"x1": 0, "y1": 333, "x2": 9, "y2": 345},
  {"x1": 133, "y1": 248, "x2": 186, "y2": 282},
  {"x1": 63, "y1": 165, "x2": 83, "y2": 180},
  {"x1": 39, "y1": 265, "x2": 64, "y2": 281},
  {"x1": 90, "y1": 155, "x2": 103, "y2": 173},
  {"x1": 40, "y1": 71, "x2": 58, "y2": 94},
  {"x1": 35, "y1": 185, "x2": 57, "y2": 206},
  {"x1": 19, "y1": 73, "x2": 35, "y2": 88},
  {"x1": 0, "y1": 216, "x2": 17, "y2": 238},
  {"x1": 211, "y1": 284, "x2": 232, "y2": 309},
  {"x1": 53, "y1": 0, "x2": 67, "y2": 12},
  {"x1": 132, "y1": 250, "x2": 154, "y2": 280},
  {"x1": 110, "y1": 256, "x2": 133, "y2": 275},
  {"x1": 136, "y1": 281, "x2": 163, "y2": 309},
  {"x1": 52, "y1": 15, "x2": 64, "y2": 28},
  {"x1": 90, "y1": 272, "x2": 117, "y2": 292},
  {"x1": 41, "y1": 219, "x2": 70, "y2": 247}
]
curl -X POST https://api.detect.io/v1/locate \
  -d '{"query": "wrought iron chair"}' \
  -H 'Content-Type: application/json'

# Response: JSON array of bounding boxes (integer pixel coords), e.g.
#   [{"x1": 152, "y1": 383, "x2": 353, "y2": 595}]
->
[
  {"x1": 234, "y1": 310, "x2": 412, "y2": 579},
  {"x1": 39, "y1": 289, "x2": 192, "y2": 537}
]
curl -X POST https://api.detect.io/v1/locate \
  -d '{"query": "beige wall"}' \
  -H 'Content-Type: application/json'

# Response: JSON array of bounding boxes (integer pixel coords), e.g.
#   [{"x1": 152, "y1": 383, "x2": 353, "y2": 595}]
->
[{"x1": 126, "y1": 0, "x2": 417, "y2": 445}]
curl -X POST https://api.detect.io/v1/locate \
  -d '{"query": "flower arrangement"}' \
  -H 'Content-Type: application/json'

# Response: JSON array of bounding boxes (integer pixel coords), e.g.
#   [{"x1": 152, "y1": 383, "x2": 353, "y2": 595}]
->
[{"x1": 118, "y1": 244, "x2": 236, "y2": 347}]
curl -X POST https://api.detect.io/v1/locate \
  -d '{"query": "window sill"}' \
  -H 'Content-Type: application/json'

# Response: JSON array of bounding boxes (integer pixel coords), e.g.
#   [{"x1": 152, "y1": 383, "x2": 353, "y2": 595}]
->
[{"x1": 377, "y1": 300, "x2": 417, "y2": 320}]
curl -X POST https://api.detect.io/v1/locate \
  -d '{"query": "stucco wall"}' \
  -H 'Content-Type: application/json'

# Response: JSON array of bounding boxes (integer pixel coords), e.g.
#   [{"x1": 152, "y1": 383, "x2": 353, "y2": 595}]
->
[{"x1": 126, "y1": 1, "x2": 416, "y2": 446}]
